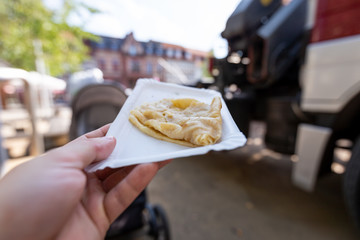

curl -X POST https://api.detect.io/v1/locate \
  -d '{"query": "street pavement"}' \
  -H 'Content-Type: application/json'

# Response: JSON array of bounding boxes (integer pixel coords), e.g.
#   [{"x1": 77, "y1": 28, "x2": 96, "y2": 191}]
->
[
  {"x1": 147, "y1": 122, "x2": 360, "y2": 240},
  {"x1": 2, "y1": 121, "x2": 359, "y2": 240}
]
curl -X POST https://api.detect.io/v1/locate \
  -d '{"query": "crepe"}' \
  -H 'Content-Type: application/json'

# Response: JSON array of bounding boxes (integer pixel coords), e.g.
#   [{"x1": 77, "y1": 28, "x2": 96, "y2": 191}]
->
[{"x1": 128, "y1": 97, "x2": 222, "y2": 147}]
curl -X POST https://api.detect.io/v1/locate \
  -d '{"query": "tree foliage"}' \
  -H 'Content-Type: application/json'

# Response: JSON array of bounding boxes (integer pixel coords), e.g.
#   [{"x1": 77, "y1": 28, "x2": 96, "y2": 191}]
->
[{"x1": 0, "y1": 0, "x2": 99, "y2": 76}]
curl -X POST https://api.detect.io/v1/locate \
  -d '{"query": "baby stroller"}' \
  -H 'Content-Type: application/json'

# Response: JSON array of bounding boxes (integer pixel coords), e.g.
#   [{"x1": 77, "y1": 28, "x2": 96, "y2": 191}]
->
[{"x1": 69, "y1": 83, "x2": 171, "y2": 240}]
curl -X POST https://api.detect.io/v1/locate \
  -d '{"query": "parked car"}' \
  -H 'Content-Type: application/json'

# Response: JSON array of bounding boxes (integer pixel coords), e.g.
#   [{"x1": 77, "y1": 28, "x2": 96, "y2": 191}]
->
[{"x1": 0, "y1": 67, "x2": 71, "y2": 158}]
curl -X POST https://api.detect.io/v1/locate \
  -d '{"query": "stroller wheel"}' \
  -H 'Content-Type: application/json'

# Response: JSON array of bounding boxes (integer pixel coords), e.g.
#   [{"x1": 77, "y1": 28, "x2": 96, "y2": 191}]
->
[{"x1": 147, "y1": 204, "x2": 171, "y2": 240}]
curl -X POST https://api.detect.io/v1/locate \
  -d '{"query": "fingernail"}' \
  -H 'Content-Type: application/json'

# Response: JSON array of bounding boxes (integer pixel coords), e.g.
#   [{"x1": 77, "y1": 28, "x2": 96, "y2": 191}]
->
[{"x1": 103, "y1": 136, "x2": 115, "y2": 142}]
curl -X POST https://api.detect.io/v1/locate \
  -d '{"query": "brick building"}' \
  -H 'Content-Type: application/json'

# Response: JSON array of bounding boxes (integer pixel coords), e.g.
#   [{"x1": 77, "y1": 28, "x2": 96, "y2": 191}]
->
[{"x1": 86, "y1": 32, "x2": 208, "y2": 88}]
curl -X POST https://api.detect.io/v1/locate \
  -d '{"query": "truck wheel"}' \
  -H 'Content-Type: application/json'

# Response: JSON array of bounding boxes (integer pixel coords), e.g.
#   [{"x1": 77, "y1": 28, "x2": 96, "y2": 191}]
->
[{"x1": 344, "y1": 136, "x2": 360, "y2": 228}]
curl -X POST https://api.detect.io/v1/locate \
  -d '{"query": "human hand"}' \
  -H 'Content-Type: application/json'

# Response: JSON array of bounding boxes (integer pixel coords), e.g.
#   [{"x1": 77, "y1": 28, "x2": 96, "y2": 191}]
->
[{"x1": 0, "y1": 124, "x2": 170, "y2": 240}]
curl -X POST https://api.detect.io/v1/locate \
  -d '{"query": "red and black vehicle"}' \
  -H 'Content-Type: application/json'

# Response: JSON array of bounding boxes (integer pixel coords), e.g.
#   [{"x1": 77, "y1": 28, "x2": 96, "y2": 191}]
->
[{"x1": 210, "y1": 0, "x2": 360, "y2": 228}]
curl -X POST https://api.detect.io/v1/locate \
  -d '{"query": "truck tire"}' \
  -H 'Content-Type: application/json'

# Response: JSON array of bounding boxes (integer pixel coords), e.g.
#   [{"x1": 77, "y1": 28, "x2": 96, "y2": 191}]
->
[{"x1": 344, "y1": 136, "x2": 360, "y2": 229}]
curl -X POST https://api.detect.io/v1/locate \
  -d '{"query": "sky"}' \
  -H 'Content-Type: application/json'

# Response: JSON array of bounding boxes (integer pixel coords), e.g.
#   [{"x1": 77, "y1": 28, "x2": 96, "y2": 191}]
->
[{"x1": 44, "y1": 0, "x2": 240, "y2": 55}]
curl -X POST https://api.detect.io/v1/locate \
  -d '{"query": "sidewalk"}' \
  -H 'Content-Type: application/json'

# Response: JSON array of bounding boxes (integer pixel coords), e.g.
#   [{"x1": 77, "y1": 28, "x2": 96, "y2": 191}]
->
[
  {"x1": 147, "y1": 122, "x2": 359, "y2": 240},
  {"x1": 1, "y1": 122, "x2": 359, "y2": 239}
]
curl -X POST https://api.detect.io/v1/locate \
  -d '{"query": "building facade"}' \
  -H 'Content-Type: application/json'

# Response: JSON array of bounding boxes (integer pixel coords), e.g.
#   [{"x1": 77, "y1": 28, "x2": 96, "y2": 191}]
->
[{"x1": 87, "y1": 32, "x2": 208, "y2": 88}]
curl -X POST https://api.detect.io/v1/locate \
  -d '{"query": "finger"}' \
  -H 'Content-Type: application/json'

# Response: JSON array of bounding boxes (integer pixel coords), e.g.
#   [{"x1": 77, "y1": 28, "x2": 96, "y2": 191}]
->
[
  {"x1": 159, "y1": 159, "x2": 172, "y2": 168},
  {"x1": 95, "y1": 159, "x2": 172, "y2": 182},
  {"x1": 94, "y1": 167, "x2": 119, "y2": 181},
  {"x1": 50, "y1": 136, "x2": 116, "y2": 169},
  {"x1": 85, "y1": 124, "x2": 111, "y2": 139},
  {"x1": 82, "y1": 173, "x2": 110, "y2": 234},
  {"x1": 101, "y1": 165, "x2": 137, "y2": 192},
  {"x1": 103, "y1": 163, "x2": 160, "y2": 222}
]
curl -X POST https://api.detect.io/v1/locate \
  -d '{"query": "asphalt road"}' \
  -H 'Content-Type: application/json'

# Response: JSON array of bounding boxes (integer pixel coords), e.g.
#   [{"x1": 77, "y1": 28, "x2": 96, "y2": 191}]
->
[{"x1": 146, "y1": 122, "x2": 360, "y2": 240}]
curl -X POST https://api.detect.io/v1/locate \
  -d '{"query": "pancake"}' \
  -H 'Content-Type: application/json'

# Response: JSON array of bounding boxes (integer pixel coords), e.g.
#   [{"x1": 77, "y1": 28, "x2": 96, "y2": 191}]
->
[{"x1": 129, "y1": 97, "x2": 222, "y2": 147}]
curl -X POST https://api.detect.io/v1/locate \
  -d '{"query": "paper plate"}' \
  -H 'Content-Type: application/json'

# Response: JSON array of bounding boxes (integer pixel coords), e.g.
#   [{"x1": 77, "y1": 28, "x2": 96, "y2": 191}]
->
[{"x1": 86, "y1": 79, "x2": 247, "y2": 172}]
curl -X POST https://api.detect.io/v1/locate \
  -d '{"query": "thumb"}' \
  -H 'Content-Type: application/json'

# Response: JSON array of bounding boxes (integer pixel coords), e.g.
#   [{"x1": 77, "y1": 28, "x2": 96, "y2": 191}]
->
[{"x1": 49, "y1": 135, "x2": 116, "y2": 169}]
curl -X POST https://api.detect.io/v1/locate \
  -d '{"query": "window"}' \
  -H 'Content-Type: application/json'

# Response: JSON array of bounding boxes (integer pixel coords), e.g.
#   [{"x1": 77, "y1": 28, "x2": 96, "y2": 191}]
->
[
  {"x1": 146, "y1": 61, "x2": 153, "y2": 75},
  {"x1": 175, "y1": 49, "x2": 182, "y2": 59},
  {"x1": 111, "y1": 40, "x2": 118, "y2": 50},
  {"x1": 105, "y1": 39, "x2": 112, "y2": 49},
  {"x1": 166, "y1": 48, "x2": 174, "y2": 58},
  {"x1": 97, "y1": 39, "x2": 105, "y2": 49},
  {"x1": 156, "y1": 47, "x2": 163, "y2": 56},
  {"x1": 1, "y1": 82, "x2": 25, "y2": 109},
  {"x1": 98, "y1": 59, "x2": 106, "y2": 70},
  {"x1": 129, "y1": 45, "x2": 137, "y2": 56},
  {"x1": 112, "y1": 59, "x2": 120, "y2": 71},
  {"x1": 185, "y1": 51, "x2": 192, "y2": 60},
  {"x1": 157, "y1": 64, "x2": 162, "y2": 74},
  {"x1": 146, "y1": 45, "x2": 153, "y2": 55},
  {"x1": 131, "y1": 60, "x2": 140, "y2": 73}
]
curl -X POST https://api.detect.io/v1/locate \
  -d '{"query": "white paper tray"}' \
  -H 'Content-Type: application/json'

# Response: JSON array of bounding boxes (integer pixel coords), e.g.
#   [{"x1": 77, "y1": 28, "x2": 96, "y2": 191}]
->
[{"x1": 86, "y1": 79, "x2": 247, "y2": 172}]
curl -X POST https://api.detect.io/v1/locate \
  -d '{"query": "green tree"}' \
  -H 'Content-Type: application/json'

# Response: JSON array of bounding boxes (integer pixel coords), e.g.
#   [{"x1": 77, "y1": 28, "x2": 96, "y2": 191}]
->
[{"x1": 0, "y1": 0, "x2": 99, "y2": 76}]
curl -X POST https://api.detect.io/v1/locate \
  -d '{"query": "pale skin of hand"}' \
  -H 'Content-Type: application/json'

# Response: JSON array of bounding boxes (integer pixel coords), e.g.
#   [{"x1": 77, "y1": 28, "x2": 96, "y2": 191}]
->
[{"x1": 0, "y1": 124, "x2": 170, "y2": 240}]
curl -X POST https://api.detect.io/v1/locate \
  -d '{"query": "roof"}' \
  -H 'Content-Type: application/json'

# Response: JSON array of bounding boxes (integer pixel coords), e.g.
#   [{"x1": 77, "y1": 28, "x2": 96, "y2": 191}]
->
[
  {"x1": 90, "y1": 34, "x2": 208, "y2": 57},
  {"x1": 185, "y1": 48, "x2": 209, "y2": 57},
  {"x1": 160, "y1": 42, "x2": 186, "y2": 50},
  {"x1": 0, "y1": 67, "x2": 66, "y2": 90},
  {"x1": 91, "y1": 36, "x2": 124, "y2": 51}
]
